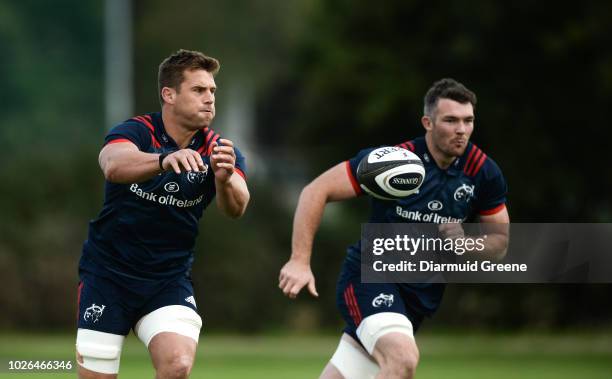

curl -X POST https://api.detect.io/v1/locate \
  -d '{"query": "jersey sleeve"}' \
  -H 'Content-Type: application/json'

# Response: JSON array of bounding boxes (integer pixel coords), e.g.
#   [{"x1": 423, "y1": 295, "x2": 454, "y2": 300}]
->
[
  {"x1": 345, "y1": 147, "x2": 375, "y2": 196},
  {"x1": 473, "y1": 158, "x2": 507, "y2": 215},
  {"x1": 233, "y1": 147, "x2": 247, "y2": 181},
  {"x1": 104, "y1": 121, "x2": 152, "y2": 151}
]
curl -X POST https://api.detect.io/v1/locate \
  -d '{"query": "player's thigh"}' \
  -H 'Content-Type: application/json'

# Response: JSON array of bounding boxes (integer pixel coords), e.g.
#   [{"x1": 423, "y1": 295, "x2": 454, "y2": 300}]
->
[
  {"x1": 136, "y1": 307, "x2": 200, "y2": 373},
  {"x1": 134, "y1": 278, "x2": 202, "y2": 371},
  {"x1": 336, "y1": 261, "x2": 408, "y2": 343},
  {"x1": 134, "y1": 277, "x2": 202, "y2": 348},
  {"x1": 76, "y1": 275, "x2": 131, "y2": 376},
  {"x1": 336, "y1": 262, "x2": 422, "y2": 363}
]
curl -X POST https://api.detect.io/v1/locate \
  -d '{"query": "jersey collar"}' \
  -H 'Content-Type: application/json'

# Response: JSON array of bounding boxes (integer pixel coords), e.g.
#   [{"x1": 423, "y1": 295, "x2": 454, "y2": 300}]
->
[
  {"x1": 413, "y1": 136, "x2": 462, "y2": 176},
  {"x1": 152, "y1": 112, "x2": 202, "y2": 150}
]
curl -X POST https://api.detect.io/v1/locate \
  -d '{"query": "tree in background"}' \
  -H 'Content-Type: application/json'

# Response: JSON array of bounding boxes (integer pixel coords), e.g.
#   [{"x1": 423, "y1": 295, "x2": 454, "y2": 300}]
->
[{"x1": 1, "y1": 0, "x2": 611, "y2": 332}]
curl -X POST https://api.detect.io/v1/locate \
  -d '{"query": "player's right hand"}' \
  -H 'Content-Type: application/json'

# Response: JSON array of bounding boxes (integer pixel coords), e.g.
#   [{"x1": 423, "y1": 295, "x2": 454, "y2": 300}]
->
[
  {"x1": 438, "y1": 222, "x2": 465, "y2": 240},
  {"x1": 162, "y1": 149, "x2": 207, "y2": 174},
  {"x1": 279, "y1": 259, "x2": 319, "y2": 299}
]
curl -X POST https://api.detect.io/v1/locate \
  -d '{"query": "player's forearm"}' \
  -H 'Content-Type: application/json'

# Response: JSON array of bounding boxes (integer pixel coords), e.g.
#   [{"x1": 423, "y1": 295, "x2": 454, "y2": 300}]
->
[
  {"x1": 101, "y1": 150, "x2": 162, "y2": 184},
  {"x1": 477, "y1": 221, "x2": 510, "y2": 261},
  {"x1": 215, "y1": 174, "x2": 250, "y2": 218},
  {"x1": 463, "y1": 229, "x2": 508, "y2": 261},
  {"x1": 290, "y1": 184, "x2": 328, "y2": 264},
  {"x1": 478, "y1": 232, "x2": 508, "y2": 261},
  {"x1": 471, "y1": 209, "x2": 510, "y2": 261}
]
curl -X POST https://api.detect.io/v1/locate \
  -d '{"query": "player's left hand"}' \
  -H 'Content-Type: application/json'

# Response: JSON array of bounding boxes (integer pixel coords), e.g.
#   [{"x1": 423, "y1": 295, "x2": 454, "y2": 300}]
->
[
  {"x1": 210, "y1": 138, "x2": 236, "y2": 183},
  {"x1": 438, "y1": 223, "x2": 465, "y2": 239}
]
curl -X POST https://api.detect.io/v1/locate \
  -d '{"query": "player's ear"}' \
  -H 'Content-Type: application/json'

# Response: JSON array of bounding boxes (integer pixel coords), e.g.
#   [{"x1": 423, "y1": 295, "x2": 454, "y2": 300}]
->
[
  {"x1": 161, "y1": 87, "x2": 176, "y2": 105},
  {"x1": 421, "y1": 115, "x2": 433, "y2": 131}
]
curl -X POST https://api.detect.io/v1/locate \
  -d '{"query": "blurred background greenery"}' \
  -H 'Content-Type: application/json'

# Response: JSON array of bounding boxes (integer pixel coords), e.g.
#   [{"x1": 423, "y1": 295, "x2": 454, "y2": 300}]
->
[{"x1": 0, "y1": 0, "x2": 611, "y2": 350}]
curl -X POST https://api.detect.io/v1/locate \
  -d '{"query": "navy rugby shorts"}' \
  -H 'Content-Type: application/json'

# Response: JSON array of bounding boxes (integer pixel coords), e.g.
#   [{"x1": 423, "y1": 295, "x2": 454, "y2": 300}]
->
[
  {"x1": 336, "y1": 258, "x2": 426, "y2": 344},
  {"x1": 76, "y1": 271, "x2": 198, "y2": 336}
]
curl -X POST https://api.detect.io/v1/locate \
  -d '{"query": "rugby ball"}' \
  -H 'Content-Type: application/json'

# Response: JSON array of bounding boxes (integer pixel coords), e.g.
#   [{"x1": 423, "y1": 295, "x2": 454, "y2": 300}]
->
[{"x1": 356, "y1": 146, "x2": 425, "y2": 200}]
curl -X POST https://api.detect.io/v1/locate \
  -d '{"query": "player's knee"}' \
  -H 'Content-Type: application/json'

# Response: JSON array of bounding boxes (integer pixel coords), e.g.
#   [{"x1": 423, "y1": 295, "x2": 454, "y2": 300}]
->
[
  {"x1": 158, "y1": 352, "x2": 193, "y2": 379},
  {"x1": 379, "y1": 346, "x2": 418, "y2": 378},
  {"x1": 356, "y1": 312, "x2": 415, "y2": 355},
  {"x1": 356, "y1": 312, "x2": 418, "y2": 377},
  {"x1": 329, "y1": 336, "x2": 379, "y2": 379}
]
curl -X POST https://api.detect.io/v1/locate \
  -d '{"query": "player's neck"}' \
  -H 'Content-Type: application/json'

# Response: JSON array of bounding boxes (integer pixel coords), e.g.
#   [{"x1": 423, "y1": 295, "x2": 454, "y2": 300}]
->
[
  {"x1": 425, "y1": 134, "x2": 455, "y2": 170},
  {"x1": 161, "y1": 110, "x2": 199, "y2": 149}
]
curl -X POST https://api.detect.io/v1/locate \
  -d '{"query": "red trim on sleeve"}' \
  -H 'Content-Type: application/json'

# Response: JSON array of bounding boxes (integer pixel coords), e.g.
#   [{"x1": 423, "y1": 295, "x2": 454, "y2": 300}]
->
[
  {"x1": 479, "y1": 203, "x2": 506, "y2": 216},
  {"x1": 396, "y1": 141, "x2": 415, "y2": 152},
  {"x1": 105, "y1": 138, "x2": 133, "y2": 146},
  {"x1": 345, "y1": 161, "x2": 362, "y2": 195},
  {"x1": 234, "y1": 168, "x2": 247, "y2": 181}
]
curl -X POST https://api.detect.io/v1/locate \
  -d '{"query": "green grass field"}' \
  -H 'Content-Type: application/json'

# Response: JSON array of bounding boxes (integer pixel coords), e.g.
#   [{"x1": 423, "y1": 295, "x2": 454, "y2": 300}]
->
[{"x1": 0, "y1": 332, "x2": 611, "y2": 378}]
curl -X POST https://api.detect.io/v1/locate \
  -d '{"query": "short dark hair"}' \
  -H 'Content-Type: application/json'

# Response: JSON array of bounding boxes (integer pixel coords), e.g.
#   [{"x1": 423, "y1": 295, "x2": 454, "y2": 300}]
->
[
  {"x1": 158, "y1": 49, "x2": 220, "y2": 104},
  {"x1": 423, "y1": 78, "x2": 477, "y2": 117}
]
